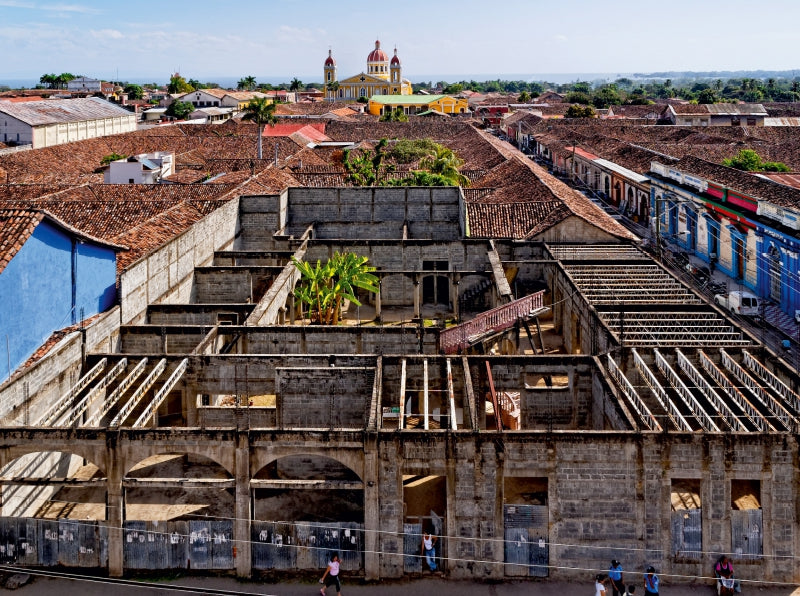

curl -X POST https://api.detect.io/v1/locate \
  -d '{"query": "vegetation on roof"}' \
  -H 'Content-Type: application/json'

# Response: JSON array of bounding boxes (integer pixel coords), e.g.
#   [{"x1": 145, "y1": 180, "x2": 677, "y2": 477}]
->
[{"x1": 722, "y1": 149, "x2": 790, "y2": 173}]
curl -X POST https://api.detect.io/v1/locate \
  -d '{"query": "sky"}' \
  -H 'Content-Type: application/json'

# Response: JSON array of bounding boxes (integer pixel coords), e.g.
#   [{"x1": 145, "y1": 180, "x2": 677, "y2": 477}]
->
[{"x1": 1, "y1": 0, "x2": 800, "y2": 85}]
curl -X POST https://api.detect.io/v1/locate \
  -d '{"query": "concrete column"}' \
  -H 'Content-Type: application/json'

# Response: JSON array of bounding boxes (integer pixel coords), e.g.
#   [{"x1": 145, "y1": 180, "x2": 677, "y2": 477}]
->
[
  {"x1": 234, "y1": 430, "x2": 252, "y2": 577},
  {"x1": 290, "y1": 294, "x2": 296, "y2": 324},
  {"x1": 452, "y1": 277, "x2": 460, "y2": 321},
  {"x1": 106, "y1": 434, "x2": 124, "y2": 577},
  {"x1": 413, "y1": 278, "x2": 420, "y2": 319},
  {"x1": 375, "y1": 280, "x2": 382, "y2": 318},
  {"x1": 363, "y1": 436, "x2": 380, "y2": 579}
]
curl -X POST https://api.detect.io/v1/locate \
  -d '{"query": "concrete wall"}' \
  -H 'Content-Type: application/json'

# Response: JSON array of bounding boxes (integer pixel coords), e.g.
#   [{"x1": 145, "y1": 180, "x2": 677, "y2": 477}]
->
[
  {"x1": 276, "y1": 366, "x2": 375, "y2": 429},
  {"x1": 286, "y1": 187, "x2": 462, "y2": 241},
  {"x1": 0, "y1": 428, "x2": 794, "y2": 583},
  {"x1": 120, "y1": 197, "x2": 240, "y2": 325}
]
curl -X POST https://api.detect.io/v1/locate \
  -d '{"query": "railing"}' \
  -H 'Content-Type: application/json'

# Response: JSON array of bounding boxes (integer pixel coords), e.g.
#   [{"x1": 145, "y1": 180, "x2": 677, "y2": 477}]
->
[{"x1": 440, "y1": 291, "x2": 545, "y2": 354}]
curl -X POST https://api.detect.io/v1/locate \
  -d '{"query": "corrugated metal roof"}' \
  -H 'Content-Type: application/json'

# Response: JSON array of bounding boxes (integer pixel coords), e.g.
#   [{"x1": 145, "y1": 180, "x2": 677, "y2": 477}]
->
[
  {"x1": 594, "y1": 158, "x2": 650, "y2": 183},
  {"x1": 0, "y1": 97, "x2": 133, "y2": 126}
]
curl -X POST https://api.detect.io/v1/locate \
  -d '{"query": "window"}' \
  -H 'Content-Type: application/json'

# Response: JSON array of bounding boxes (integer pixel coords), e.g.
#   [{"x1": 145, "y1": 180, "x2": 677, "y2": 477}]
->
[
  {"x1": 128, "y1": 178, "x2": 134, "y2": 184},
  {"x1": 747, "y1": 118, "x2": 756, "y2": 126}
]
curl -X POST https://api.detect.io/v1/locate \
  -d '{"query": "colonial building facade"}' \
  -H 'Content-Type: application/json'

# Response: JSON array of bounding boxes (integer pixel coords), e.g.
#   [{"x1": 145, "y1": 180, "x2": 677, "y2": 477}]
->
[{"x1": 324, "y1": 40, "x2": 413, "y2": 101}]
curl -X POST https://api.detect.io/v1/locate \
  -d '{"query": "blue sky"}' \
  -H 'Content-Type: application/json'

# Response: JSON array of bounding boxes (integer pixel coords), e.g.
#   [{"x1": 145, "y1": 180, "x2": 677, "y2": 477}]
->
[{"x1": 1, "y1": 0, "x2": 799, "y2": 84}]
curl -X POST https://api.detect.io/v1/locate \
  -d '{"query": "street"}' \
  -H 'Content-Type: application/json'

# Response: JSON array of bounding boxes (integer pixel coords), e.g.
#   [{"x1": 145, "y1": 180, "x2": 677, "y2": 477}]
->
[{"x1": 7, "y1": 572, "x2": 800, "y2": 596}]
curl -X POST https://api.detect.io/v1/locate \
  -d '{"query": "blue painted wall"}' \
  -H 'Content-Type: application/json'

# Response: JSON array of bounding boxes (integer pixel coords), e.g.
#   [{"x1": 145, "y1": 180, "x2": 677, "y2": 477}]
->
[{"x1": 0, "y1": 220, "x2": 117, "y2": 381}]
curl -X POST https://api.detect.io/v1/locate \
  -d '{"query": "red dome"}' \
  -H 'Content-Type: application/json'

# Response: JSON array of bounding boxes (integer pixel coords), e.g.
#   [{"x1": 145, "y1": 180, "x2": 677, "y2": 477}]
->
[
  {"x1": 390, "y1": 48, "x2": 400, "y2": 66},
  {"x1": 324, "y1": 49, "x2": 336, "y2": 67},
  {"x1": 367, "y1": 40, "x2": 388, "y2": 62}
]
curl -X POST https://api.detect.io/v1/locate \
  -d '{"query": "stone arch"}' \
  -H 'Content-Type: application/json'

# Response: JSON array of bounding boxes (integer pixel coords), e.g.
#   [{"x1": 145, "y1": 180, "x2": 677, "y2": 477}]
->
[
  {"x1": 251, "y1": 448, "x2": 363, "y2": 482},
  {"x1": 0, "y1": 443, "x2": 107, "y2": 477},
  {"x1": 121, "y1": 445, "x2": 234, "y2": 478}
]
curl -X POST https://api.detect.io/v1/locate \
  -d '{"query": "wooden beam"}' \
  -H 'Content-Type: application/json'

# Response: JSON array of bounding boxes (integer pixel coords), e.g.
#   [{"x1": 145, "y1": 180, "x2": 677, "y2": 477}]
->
[
  {"x1": 423, "y1": 359, "x2": 429, "y2": 430},
  {"x1": 398, "y1": 359, "x2": 406, "y2": 430},
  {"x1": 446, "y1": 359, "x2": 457, "y2": 431},
  {"x1": 250, "y1": 479, "x2": 362, "y2": 490}
]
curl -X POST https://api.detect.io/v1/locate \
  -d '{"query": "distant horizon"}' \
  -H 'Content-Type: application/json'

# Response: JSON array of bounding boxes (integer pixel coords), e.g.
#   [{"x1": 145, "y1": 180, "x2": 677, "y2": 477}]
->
[{"x1": 3, "y1": 69, "x2": 800, "y2": 91}]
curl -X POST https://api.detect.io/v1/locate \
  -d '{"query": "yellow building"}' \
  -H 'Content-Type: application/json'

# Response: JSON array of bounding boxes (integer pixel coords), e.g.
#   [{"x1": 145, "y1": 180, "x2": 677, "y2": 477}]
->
[
  {"x1": 324, "y1": 40, "x2": 413, "y2": 101},
  {"x1": 368, "y1": 94, "x2": 469, "y2": 116}
]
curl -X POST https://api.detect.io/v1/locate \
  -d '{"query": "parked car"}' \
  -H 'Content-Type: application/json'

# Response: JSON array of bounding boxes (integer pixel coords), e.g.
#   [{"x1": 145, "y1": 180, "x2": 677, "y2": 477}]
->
[{"x1": 714, "y1": 291, "x2": 761, "y2": 316}]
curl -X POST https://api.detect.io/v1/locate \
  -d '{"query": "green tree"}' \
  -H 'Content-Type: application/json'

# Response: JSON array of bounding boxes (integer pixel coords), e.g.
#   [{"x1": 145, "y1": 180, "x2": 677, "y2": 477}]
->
[
  {"x1": 100, "y1": 152, "x2": 126, "y2": 165},
  {"x1": 39, "y1": 73, "x2": 57, "y2": 89},
  {"x1": 443, "y1": 83, "x2": 463, "y2": 94},
  {"x1": 240, "y1": 97, "x2": 277, "y2": 160},
  {"x1": 165, "y1": 100, "x2": 195, "y2": 119},
  {"x1": 326, "y1": 80, "x2": 340, "y2": 98},
  {"x1": 722, "y1": 149, "x2": 790, "y2": 172},
  {"x1": 124, "y1": 84, "x2": 143, "y2": 100},
  {"x1": 592, "y1": 85, "x2": 622, "y2": 108},
  {"x1": 292, "y1": 252, "x2": 378, "y2": 325},
  {"x1": 697, "y1": 89, "x2": 718, "y2": 104},
  {"x1": 565, "y1": 104, "x2": 596, "y2": 118},
  {"x1": 564, "y1": 91, "x2": 592, "y2": 105},
  {"x1": 289, "y1": 77, "x2": 303, "y2": 92},
  {"x1": 517, "y1": 91, "x2": 531, "y2": 103},
  {"x1": 379, "y1": 107, "x2": 409, "y2": 122},
  {"x1": 167, "y1": 74, "x2": 194, "y2": 94},
  {"x1": 238, "y1": 76, "x2": 257, "y2": 91},
  {"x1": 419, "y1": 146, "x2": 469, "y2": 186}
]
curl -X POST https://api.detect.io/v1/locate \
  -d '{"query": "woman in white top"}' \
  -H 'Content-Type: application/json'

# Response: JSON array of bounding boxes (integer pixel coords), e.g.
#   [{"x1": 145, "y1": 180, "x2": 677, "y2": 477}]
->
[
  {"x1": 320, "y1": 552, "x2": 342, "y2": 596},
  {"x1": 595, "y1": 573, "x2": 608, "y2": 596}
]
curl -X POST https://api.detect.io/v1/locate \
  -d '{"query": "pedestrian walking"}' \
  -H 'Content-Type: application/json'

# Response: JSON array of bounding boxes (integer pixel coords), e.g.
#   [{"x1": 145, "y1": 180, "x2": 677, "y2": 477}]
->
[
  {"x1": 319, "y1": 551, "x2": 342, "y2": 596},
  {"x1": 608, "y1": 559, "x2": 625, "y2": 596},
  {"x1": 644, "y1": 566, "x2": 659, "y2": 595}
]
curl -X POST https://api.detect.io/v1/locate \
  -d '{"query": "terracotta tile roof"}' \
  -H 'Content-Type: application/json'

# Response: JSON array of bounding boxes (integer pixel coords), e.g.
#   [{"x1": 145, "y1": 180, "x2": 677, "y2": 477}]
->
[
  {"x1": 0, "y1": 206, "x2": 126, "y2": 275},
  {"x1": 670, "y1": 103, "x2": 767, "y2": 116},
  {"x1": 17, "y1": 312, "x2": 105, "y2": 372},
  {"x1": 756, "y1": 172, "x2": 800, "y2": 190},
  {"x1": 466, "y1": 201, "x2": 570, "y2": 238},
  {"x1": 163, "y1": 169, "x2": 209, "y2": 184},
  {"x1": 0, "y1": 208, "x2": 43, "y2": 274},
  {"x1": 669, "y1": 155, "x2": 800, "y2": 210}
]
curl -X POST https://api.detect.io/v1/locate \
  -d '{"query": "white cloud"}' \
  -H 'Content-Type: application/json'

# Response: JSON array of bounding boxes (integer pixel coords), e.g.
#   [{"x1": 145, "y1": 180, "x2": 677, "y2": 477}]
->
[
  {"x1": 0, "y1": 1, "x2": 35, "y2": 7},
  {"x1": 277, "y1": 25, "x2": 316, "y2": 44},
  {"x1": 40, "y1": 3, "x2": 101, "y2": 13},
  {"x1": 554, "y1": 34, "x2": 568, "y2": 43},
  {"x1": 91, "y1": 28, "x2": 123, "y2": 39}
]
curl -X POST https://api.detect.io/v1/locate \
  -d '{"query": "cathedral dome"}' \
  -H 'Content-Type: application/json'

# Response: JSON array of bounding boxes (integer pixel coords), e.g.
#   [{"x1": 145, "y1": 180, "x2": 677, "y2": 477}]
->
[
  {"x1": 390, "y1": 48, "x2": 401, "y2": 66},
  {"x1": 324, "y1": 49, "x2": 336, "y2": 67},
  {"x1": 367, "y1": 40, "x2": 388, "y2": 62}
]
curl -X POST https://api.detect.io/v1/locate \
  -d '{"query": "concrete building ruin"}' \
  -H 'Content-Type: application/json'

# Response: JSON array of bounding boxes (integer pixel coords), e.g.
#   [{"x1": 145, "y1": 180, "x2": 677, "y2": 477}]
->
[{"x1": 0, "y1": 183, "x2": 798, "y2": 585}]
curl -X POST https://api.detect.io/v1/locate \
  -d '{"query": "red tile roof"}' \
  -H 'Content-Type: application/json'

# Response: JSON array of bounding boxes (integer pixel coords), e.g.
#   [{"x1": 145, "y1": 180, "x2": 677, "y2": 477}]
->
[{"x1": 0, "y1": 208, "x2": 43, "y2": 274}]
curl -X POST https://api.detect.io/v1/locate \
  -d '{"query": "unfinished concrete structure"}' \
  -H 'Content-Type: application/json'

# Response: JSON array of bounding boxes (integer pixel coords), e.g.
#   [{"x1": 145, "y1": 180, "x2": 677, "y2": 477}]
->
[{"x1": 0, "y1": 184, "x2": 798, "y2": 587}]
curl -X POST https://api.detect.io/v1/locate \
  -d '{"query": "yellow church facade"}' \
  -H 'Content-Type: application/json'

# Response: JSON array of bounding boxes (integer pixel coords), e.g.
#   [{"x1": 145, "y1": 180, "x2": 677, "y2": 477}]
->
[{"x1": 324, "y1": 40, "x2": 413, "y2": 101}]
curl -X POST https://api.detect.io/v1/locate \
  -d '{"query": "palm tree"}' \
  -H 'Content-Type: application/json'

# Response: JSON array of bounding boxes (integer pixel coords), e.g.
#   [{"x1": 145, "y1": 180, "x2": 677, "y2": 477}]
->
[
  {"x1": 238, "y1": 76, "x2": 257, "y2": 91},
  {"x1": 292, "y1": 253, "x2": 378, "y2": 325},
  {"x1": 39, "y1": 73, "x2": 57, "y2": 89},
  {"x1": 420, "y1": 146, "x2": 469, "y2": 187},
  {"x1": 326, "y1": 80, "x2": 340, "y2": 100},
  {"x1": 290, "y1": 77, "x2": 302, "y2": 92},
  {"x1": 241, "y1": 97, "x2": 277, "y2": 160}
]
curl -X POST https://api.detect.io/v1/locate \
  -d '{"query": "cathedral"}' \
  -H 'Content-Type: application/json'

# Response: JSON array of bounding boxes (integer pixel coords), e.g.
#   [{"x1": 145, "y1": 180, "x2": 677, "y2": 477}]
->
[{"x1": 324, "y1": 40, "x2": 413, "y2": 101}]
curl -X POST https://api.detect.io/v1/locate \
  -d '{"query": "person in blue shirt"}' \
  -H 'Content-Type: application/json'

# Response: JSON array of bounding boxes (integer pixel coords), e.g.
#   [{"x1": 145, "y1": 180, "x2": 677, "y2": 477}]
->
[
  {"x1": 608, "y1": 559, "x2": 625, "y2": 596},
  {"x1": 644, "y1": 566, "x2": 659, "y2": 595}
]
